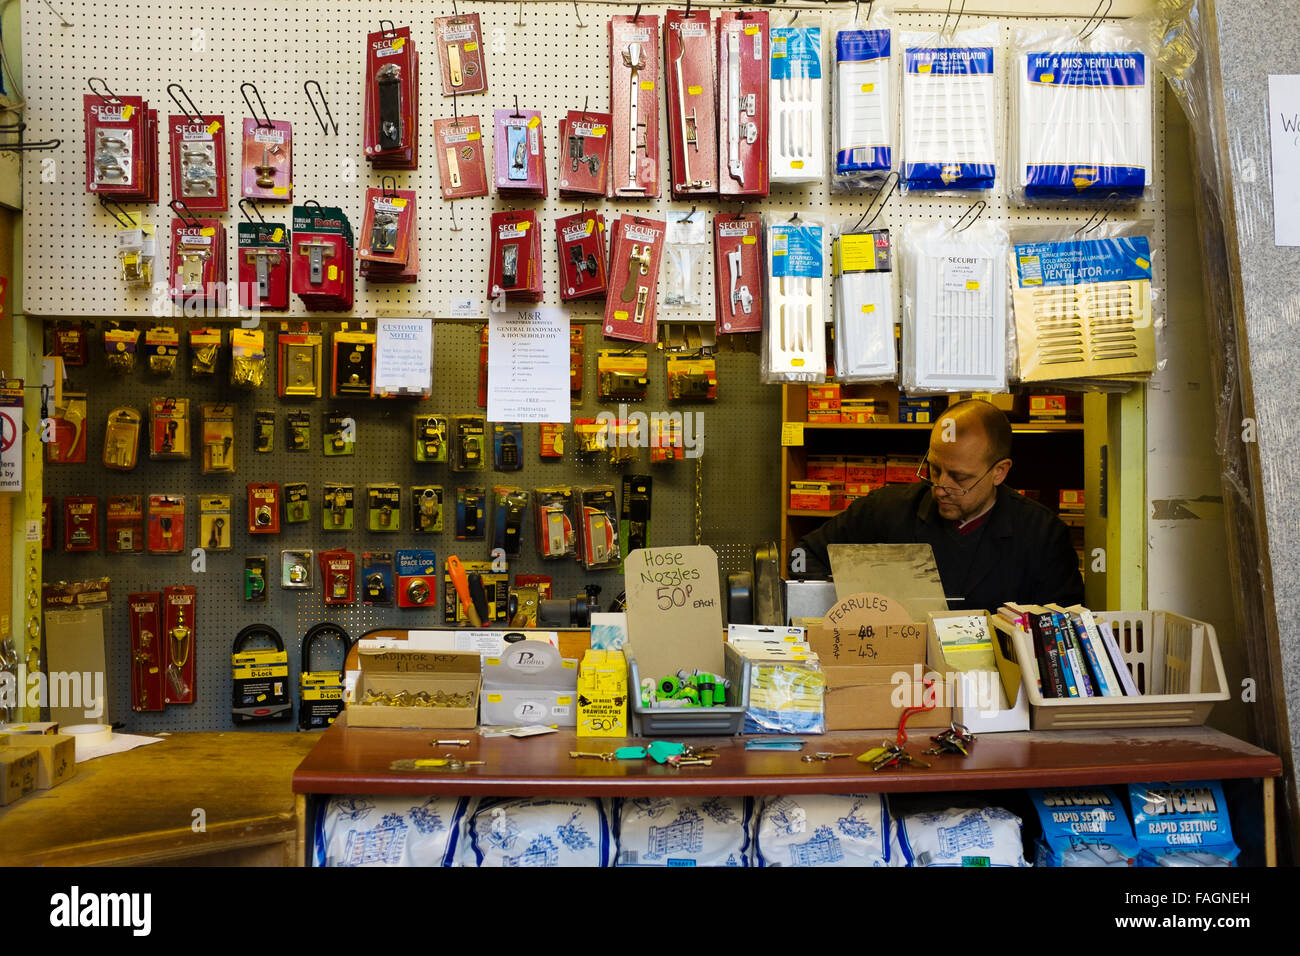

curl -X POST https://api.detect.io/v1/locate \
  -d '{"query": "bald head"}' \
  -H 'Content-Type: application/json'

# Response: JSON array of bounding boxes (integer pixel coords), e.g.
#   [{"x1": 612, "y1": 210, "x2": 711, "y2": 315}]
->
[{"x1": 936, "y1": 399, "x2": 1013, "y2": 466}]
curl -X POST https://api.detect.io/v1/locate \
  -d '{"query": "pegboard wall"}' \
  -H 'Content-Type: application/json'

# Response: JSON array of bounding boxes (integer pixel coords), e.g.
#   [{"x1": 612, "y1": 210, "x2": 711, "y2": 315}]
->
[{"x1": 21, "y1": 0, "x2": 1166, "y2": 733}]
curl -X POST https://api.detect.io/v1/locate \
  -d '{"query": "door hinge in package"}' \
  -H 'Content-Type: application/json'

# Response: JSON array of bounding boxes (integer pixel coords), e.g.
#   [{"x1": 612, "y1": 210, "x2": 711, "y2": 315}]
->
[
  {"x1": 610, "y1": 13, "x2": 661, "y2": 197},
  {"x1": 763, "y1": 215, "x2": 827, "y2": 383},
  {"x1": 1010, "y1": 223, "x2": 1157, "y2": 383},
  {"x1": 559, "y1": 108, "x2": 613, "y2": 197},
  {"x1": 556, "y1": 211, "x2": 608, "y2": 301},
  {"x1": 714, "y1": 212, "x2": 763, "y2": 333},
  {"x1": 359, "y1": 185, "x2": 419, "y2": 283},
  {"x1": 365, "y1": 24, "x2": 420, "y2": 169},
  {"x1": 239, "y1": 93, "x2": 292, "y2": 202},
  {"x1": 901, "y1": 212, "x2": 1009, "y2": 392},
  {"x1": 84, "y1": 83, "x2": 159, "y2": 203},
  {"x1": 901, "y1": 24, "x2": 999, "y2": 193},
  {"x1": 663, "y1": 209, "x2": 709, "y2": 316},
  {"x1": 494, "y1": 107, "x2": 548, "y2": 198},
  {"x1": 769, "y1": 19, "x2": 826, "y2": 184},
  {"x1": 604, "y1": 216, "x2": 666, "y2": 344},
  {"x1": 168, "y1": 108, "x2": 228, "y2": 211},
  {"x1": 434, "y1": 115, "x2": 489, "y2": 199},
  {"x1": 144, "y1": 325, "x2": 179, "y2": 377},
  {"x1": 666, "y1": 7, "x2": 717, "y2": 197},
  {"x1": 237, "y1": 219, "x2": 291, "y2": 312},
  {"x1": 168, "y1": 214, "x2": 226, "y2": 307},
  {"x1": 231, "y1": 624, "x2": 291, "y2": 723},
  {"x1": 833, "y1": 5, "x2": 895, "y2": 190},
  {"x1": 490, "y1": 210, "x2": 543, "y2": 302},
  {"x1": 435, "y1": 12, "x2": 488, "y2": 96},
  {"x1": 292, "y1": 204, "x2": 355, "y2": 311},
  {"x1": 718, "y1": 10, "x2": 769, "y2": 196},
  {"x1": 833, "y1": 226, "x2": 896, "y2": 382},
  {"x1": 1012, "y1": 23, "x2": 1153, "y2": 204}
]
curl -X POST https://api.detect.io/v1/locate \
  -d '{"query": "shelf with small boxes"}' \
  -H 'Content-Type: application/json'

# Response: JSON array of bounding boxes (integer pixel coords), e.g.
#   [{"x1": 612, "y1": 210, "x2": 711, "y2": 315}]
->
[{"x1": 779, "y1": 383, "x2": 1093, "y2": 579}]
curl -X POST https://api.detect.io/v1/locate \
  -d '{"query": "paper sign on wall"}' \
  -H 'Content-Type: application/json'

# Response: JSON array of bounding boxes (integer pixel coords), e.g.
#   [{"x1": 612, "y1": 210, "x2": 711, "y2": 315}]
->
[
  {"x1": 373, "y1": 319, "x2": 433, "y2": 397},
  {"x1": 486, "y1": 307, "x2": 571, "y2": 423},
  {"x1": 0, "y1": 381, "x2": 23, "y2": 493},
  {"x1": 1268, "y1": 75, "x2": 1300, "y2": 246}
]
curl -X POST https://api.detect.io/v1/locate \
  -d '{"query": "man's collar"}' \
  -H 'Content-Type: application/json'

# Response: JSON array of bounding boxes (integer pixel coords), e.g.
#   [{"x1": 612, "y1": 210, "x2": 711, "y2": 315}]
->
[{"x1": 916, "y1": 483, "x2": 1017, "y2": 537}]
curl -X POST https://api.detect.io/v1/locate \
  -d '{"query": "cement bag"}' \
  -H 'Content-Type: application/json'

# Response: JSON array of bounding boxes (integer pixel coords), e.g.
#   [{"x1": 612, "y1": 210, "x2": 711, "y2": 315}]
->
[
  {"x1": 756, "y1": 793, "x2": 894, "y2": 867},
  {"x1": 316, "y1": 795, "x2": 470, "y2": 867},
  {"x1": 895, "y1": 805, "x2": 1029, "y2": 867},
  {"x1": 614, "y1": 796, "x2": 755, "y2": 867},
  {"x1": 466, "y1": 797, "x2": 613, "y2": 867}
]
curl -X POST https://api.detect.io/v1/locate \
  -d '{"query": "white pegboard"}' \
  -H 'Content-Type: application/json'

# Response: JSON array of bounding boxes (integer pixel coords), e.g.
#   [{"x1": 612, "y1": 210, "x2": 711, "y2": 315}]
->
[{"x1": 19, "y1": 0, "x2": 1165, "y2": 319}]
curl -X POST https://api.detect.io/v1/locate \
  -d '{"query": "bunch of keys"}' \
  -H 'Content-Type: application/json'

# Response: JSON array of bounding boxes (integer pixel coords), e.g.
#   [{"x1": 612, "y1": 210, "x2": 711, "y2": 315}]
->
[
  {"x1": 923, "y1": 722, "x2": 975, "y2": 758},
  {"x1": 801, "y1": 751, "x2": 852, "y2": 763},
  {"x1": 390, "y1": 755, "x2": 485, "y2": 772},
  {"x1": 857, "y1": 741, "x2": 931, "y2": 772}
]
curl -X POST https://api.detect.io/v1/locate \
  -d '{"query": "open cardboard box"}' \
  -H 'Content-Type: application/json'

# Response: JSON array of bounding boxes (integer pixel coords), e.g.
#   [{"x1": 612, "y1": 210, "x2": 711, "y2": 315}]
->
[
  {"x1": 926, "y1": 610, "x2": 1030, "y2": 733},
  {"x1": 348, "y1": 647, "x2": 481, "y2": 729}
]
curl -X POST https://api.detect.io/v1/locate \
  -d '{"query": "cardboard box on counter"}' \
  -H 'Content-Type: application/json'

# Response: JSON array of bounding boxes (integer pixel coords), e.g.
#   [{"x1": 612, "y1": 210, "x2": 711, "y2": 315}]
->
[
  {"x1": 577, "y1": 648, "x2": 628, "y2": 737},
  {"x1": 0, "y1": 733, "x2": 76, "y2": 789},
  {"x1": 0, "y1": 747, "x2": 38, "y2": 805},
  {"x1": 348, "y1": 646, "x2": 481, "y2": 729},
  {"x1": 482, "y1": 640, "x2": 579, "y2": 727}
]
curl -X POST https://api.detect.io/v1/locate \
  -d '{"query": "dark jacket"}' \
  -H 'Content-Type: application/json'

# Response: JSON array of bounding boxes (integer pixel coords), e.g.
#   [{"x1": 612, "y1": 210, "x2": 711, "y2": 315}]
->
[{"x1": 793, "y1": 482, "x2": 1084, "y2": 612}]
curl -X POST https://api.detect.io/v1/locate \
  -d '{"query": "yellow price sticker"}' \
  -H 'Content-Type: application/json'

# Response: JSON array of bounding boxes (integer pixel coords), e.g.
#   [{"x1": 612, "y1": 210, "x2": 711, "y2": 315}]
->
[
  {"x1": 467, "y1": 132, "x2": 481, "y2": 141},
  {"x1": 391, "y1": 197, "x2": 408, "y2": 208},
  {"x1": 527, "y1": 115, "x2": 540, "y2": 129},
  {"x1": 592, "y1": 125, "x2": 608, "y2": 136},
  {"x1": 1136, "y1": 257, "x2": 1150, "y2": 268},
  {"x1": 781, "y1": 422, "x2": 805, "y2": 446},
  {"x1": 614, "y1": 310, "x2": 629, "y2": 321},
  {"x1": 966, "y1": 280, "x2": 981, "y2": 291},
  {"x1": 791, "y1": 160, "x2": 805, "y2": 169},
  {"x1": 585, "y1": 218, "x2": 596, "y2": 235},
  {"x1": 640, "y1": 81, "x2": 655, "y2": 91},
  {"x1": 327, "y1": 264, "x2": 338, "y2": 281},
  {"x1": 486, "y1": 658, "x2": 500, "y2": 666},
  {"x1": 518, "y1": 220, "x2": 530, "y2": 230},
  {"x1": 121, "y1": 105, "x2": 135, "y2": 119},
  {"x1": 688, "y1": 84, "x2": 702, "y2": 95},
  {"x1": 487, "y1": 693, "x2": 503, "y2": 703},
  {"x1": 465, "y1": 41, "x2": 479, "y2": 52},
  {"x1": 862, "y1": 303, "x2": 875, "y2": 313},
  {"x1": 200, "y1": 227, "x2": 216, "y2": 237},
  {"x1": 272, "y1": 186, "x2": 289, "y2": 196},
  {"x1": 742, "y1": 236, "x2": 757, "y2": 245},
  {"x1": 861, "y1": 83, "x2": 875, "y2": 93},
  {"x1": 1041, "y1": 73, "x2": 1056, "y2": 83},
  {"x1": 744, "y1": 25, "x2": 760, "y2": 35},
  {"x1": 205, "y1": 120, "x2": 221, "y2": 134},
  {"x1": 393, "y1": 37, "x2": 405, "y2": 50},
  {"x1": 271, "y1": 227, "x2": 284, "y2": 242},
  {"x1": 918, "y1": 64, "x2": 932, "y2": 73}
]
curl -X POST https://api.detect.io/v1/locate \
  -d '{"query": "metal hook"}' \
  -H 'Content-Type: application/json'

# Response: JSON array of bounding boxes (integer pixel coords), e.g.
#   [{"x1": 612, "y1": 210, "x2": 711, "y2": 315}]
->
[
  {"x1": 516, "y1": 1, "x2": 525, "y2": 26},
  {"x1": 169, "y1": 199, "x2": 201, "y2": 228},
  {"x1": 87, "y1": 77, "x2": 121, "y2": 104},
  {"x1": 634, "y1": 3, "x2": 642, "y2": 23},
  {"x1": 788, "y1": 210, "x2": 803, "y2": 225},
  {"x1": 302, "y1": 200, "x2": 324, "y2": 210},
  {"x1": 42, "y1": 0, "x2": 71, "y2": 26},
  {"x1": 0, "y1": 123, "x2": 61, "y2": 153},
  {"x1": 684, "y1": 0, "x2": 692, "y2": 17},
  {"x1": 167, "y1": 84, "x2": 204, "y2": 125},
  {"x1": 582, "y1": 95, "x2": 590, "y2": 123},
  {"x1": 1074, "y1": 193, "x2": 1120, "y2": 235},
  {"x1": 788, "y1": 7, "x2": 800, "y2": 25},
  {"x1": 451, "y1": 0, "x2": 458, "y2": 16},
  {"x1": 511, "y1": 94, "x2": 523, "y2": 118},
  {"x1": 942, "y1": 0, "x2": 967, "y2": 36},
  {"x1": 450, "y1": 200, "x2": 463, "y2": 232},
  {"x1": 452, "y1": 92, "x2": 459, "y2": 123},
  {"x1": 574, "y1": 1, "x2": 586, "y2": 28},
  {"x1": 304, "y1": 80, "x2": 338, "y2": 135},
  {"x1": 381, "y1": 174, "x2": 398, "y2": 198},
  {"x1": 952, "y1": 200, "x2": 986, "y2": 232},
  {"x1": 240, "y1": 82, "x2": 274, "y2": 129},
  {"x1": 1078, "y1": 0, "x2": 1113, "y2": 40},
  {"x1": 852, "y1": 171, "x2": 898, "y2": 232},
  {"x1": 379, "y1": 19, "x2": 396, "y2": 36},
  {"x1": 239, "y1": 198, "x2": 267, "y2": 224},
  {"x1": 681, "y1": 205, "x2": 697, "y2": 223},
  {"x1": 99, "y1": 197, "x2": 138, "y2": 228}
]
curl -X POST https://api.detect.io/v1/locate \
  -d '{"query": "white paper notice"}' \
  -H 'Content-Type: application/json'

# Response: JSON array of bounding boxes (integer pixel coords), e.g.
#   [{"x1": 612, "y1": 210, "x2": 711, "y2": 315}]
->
[
  {"x1": 1268, "y1": 75, "x2": 1300, "y2": 246},
  {"x1": 373, "y1": 319, "x2": 433, "y2": 396},
  {"x1": 486, "y1": 307, "x2": 571, "y2": 423}
]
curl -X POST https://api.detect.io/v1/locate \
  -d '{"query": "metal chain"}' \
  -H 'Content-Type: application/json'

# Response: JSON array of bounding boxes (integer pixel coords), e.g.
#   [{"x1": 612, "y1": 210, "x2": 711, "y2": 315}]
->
[{"x1": 694, "y1": 452, "x2": 703, "y2": 545}]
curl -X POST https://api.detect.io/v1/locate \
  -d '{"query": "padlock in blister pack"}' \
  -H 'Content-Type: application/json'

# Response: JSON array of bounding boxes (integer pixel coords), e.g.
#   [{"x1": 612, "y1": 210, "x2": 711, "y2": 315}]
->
[
  {"x1": 362, "y1": 551, "x2": 395, "y2": 606},
  {"x1": 396, "y1": 549, "x2": 439, "y2": 609},
  {"x1": 414, "y1": 414, "x2": 449, "y2": 463},
  {"x1": 412, "y1": 485, "x2": 445, "y2": 533},
  {"x1": 248, "y1": 482, "x2": 281, "y2": 535},
  {"x1": 281, "y1": 549, "x2": 314, "y2": 590},
  {"x1": 283, "y1": 482, "x2": 310, "y2": 525},
  {"x1": 368, "y1": 483, "x2": 402, "y2": 532},
  {"x1": 319, "y1": 549, "x2": 355, "y2": 606},
  {"x1": 323, "y1": 484, "x2": 355, "y2": 531}
]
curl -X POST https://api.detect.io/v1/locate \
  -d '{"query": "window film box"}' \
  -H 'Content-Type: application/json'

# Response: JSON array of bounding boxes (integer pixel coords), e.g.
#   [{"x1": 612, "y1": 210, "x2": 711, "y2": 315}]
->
[
  {"x1": 348, "y1": 647, "x2": 481, "y2": 729},
  {"x1": 482, "y1": 639, "x2": 579, "y2": 727}
]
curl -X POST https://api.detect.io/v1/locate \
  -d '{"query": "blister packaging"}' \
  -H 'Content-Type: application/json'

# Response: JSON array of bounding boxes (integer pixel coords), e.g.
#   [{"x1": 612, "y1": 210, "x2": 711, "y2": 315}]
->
[
  {"x1": 762, "y1": 215, "x2": 827, "y2": 383},
  {"x1": 832, "y1": 224, "x2": 896, "y2": 382},
  {"x1": 769, "y1": 19, "x2": 826, "y2": 184},
  {"x1": 832, "y1": 4, "x2": 895, "y2": 191}
]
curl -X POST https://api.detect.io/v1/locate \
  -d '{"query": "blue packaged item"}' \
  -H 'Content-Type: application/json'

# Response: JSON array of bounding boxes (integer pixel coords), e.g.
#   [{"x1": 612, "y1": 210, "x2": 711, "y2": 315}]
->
[
  {"x1": 1030, "y1": 786, "x2": 1139, "y2": 867},
  {"x1": 834, "y1": 28, "x2": 893, "y2": 180},
  {"x1": 1129, "y1": 780, "x2": 1240, "y2": 867}
]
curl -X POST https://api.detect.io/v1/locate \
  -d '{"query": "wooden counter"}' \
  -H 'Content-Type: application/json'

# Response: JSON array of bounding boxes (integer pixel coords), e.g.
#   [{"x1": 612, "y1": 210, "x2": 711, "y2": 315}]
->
[{"x1": 0, "y1": 732, "x2": 319, "y2": 866}]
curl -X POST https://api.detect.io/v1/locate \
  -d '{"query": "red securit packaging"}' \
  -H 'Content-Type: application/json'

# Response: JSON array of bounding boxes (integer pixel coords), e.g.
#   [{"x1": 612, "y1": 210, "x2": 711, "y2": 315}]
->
[
  {"x1": 84, "y1": 90, "x2": 156, "y2": 201},
  {"x1": 494, "y1": 108, "x2": 547, "y2": 198},
  {"x1": 489, "y1": 209, "x2": 542, "y2": 302},
  {"x1": 364, "y1": 25, "x2": 419, "y2": 169},
  {"x1": 714, "y1": 212, "x2": 763, "y2": 333},
  {"x1": 665, "y1": 8, "x2": 718, "y2": 197},
  {"x1": 433, "y1": 116, "x2": 488, "y2": 199},
  {"x1": 247, "y1": 482, "x2": 281, "y2": 535},
  {"x1": 169, "y1": 113, "x2": 228, "y2": 211},
  {"x1": 63, "y1": 496, "x2": 100, "y2": 553},
  {"x1": 556, "y1": 210, "x2": 608, "y2": 301},
  {"x1": 107, "y1": 494, "x2": 144, "y2": 554},
  {"x1": 319, "y1": 548, "x2": 356, "y2": 606},
  {"x1": 169, "y1": 217, "x2": 227, "y2": 307},
  {"x1": 291, "y1": 204, "x2": 355, "y2": 312},
  {"x1": 610, "y1": 14, "x2": 661, "y2": 198},
  {"x1": 240, "y1": 117, "x2": 292, "y2": 202},
  {"x1": 128, "y1": 591, "x2": 165, "y2": 712},
  {"x1": 558, "y1": 109, "x2": 613, "y2": 197},
  {"x1": 359, "y1": 186, "x2": 419, "y2": 283},
  {"x1": 717, "y1": 10, "x2": 769, "y2": 197},
  {"x1": 434, "y1": 13, "x2": 488, "y2": 96},
  {"x1": 147, "y1": 494, "x2": 186, "y2": 554},
  {"x1": 237, "y1": 220, "x2": 291, "y2": 311},
  {"x1": 604, "y1": 215, "x2": 666, "y2": 344},
  {"x1": 162, "y1": 585, "x2": 196, "y2": 705}
]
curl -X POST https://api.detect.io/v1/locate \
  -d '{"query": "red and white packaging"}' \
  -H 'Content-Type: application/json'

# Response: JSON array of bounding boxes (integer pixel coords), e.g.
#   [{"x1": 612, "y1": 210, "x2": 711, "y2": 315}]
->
[
  {"x1": 434, "y1": 13, "x2": 488, "y2": 95},
  {"x1": 489, "y1": 210, "x2": 542, "y2": 302},
  {"x1": 320, "y1": 548, "x2": 356, "y2": 605},
  {"x1": 291, "y1": 206, "x2": 354, "y2": 312},
  {"x1": 558, "y1": 109, "x2": 613, "y2": 197},
  {"x1": 604, "y1": 215, "x2": 666, "y2": 343},
  {"x1": 162, "y1": 585, "x2": 196, "y2": 705},
  {"x1": 247, "y1": 482, "x2": 281, "y2": 535},
  {"x1": 665, "y1": 9, "x2": 718, "y2": 197},
  {"x1": 610, "y1": 15, "x2": 661, "y2": 198},
  {"x1": 63, "y1": 496, "x2": 100, "y2": 552},
  {"x1": 147, "y1": 494, "x2": 186, "y2": 554},
  {"x1": 494, "y1": 108, "x2": 548, "y2": 197},
  {"x1": 718, "y1": 11, "x2": 769, "y2": 197},
  {"x1": 237, "y1": 221, "x2": 291, "y2": 311},
  {"x1": 359, "y1": 187, "x2": 419, "y2": 283},
  {"x1": 169, "y1": 218, "x2": 227, "y2": 306},
  {"x1": 713, "y1": 212, "x2": 763, "y2": 333},
  {"x1": 556, "y1": 210, "x2": 608, "y2": 301},
  {"x1": 364, "y1": 25, "x2": 419, "y2": 169},
  {"x1": 129, "y1": 592, "x2": 166, "y2": 712},
  {"x1": 241, "y1": 118, "x2": 292, "y2": 201},
  {"x1": 85, "y1": 93, "x2": 157, "y2": 201},
  {"x1": 169, "y1": 114, "x2": 228, "y2": 211},
  {"x1": 434, "y1": 116, "x2": 489, "y2": 199}
]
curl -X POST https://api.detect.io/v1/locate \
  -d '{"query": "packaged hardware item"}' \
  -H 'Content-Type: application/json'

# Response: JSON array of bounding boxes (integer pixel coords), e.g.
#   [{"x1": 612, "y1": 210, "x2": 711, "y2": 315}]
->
[
  {"x1": 894, "y1": 804, "x2": 1029, "y2": 867},
  {"x1": 149, "y1": 397, "x2": 190, "y2": 460},
  {"x1": 665, "y1": 7, "x2": 718, "y2": 197},
  {"x1": 534, "y1": 487, "x2": 577, "y2": 560},
  {"x1": 714, "y1": 212, "x2": 763, "y2": 333},
  {"x1": 769, "y1": 21, "x2": 826, "y2": 184},
  {"x1": 493, "y1": 108, "x2": 547, "y2": 198},
  {"x1": 467, "y1": 797, "x2": 612, "y2": 868},
  {"x1": 102, "y1": 407, "x2": 142, "y2": 471},
  {"x1": 1128, "y1": 781, "x2": 1240, "y2": 867},
  {"x1": 615, "y1": 797, "x2": 754, "y2": 867},
  {"x1": 434, "y1": 12, "x2": 488, "y2": 95},
  {"x1": 299, "y1": 622, "x2": 352, "y2": 730},
  {"x1": 610, "y1": 14, "x2": 662, "y2": 197},
  {"x1": 756, "y1": 794, "x2": 894, "y2": 867},
  {"x1": 718, "y1": 10, "x2": 769, "y2": 197},
  {"x1": 169, "y1": 111, "x2": 228, "y2": 210},
  {"x1": 238, "y1": 222, "x2": 291, "y2": 311},
  {"x1": 317, "y1": 795, "x2": 470, "y2": 867},
  {"x1": 559, "y1": 109, "x2": 613, "y2": 197},
  {"x1": 434, "y1": 115, "x2": 489, "y2": 199},
  {"x1": 763, "y1": 215, "x2": 827, "y2": 383},
  {"x1": 365, "y1": 25, "x2": 419, "y2": 168},
  {"x1": 578, "y1": 486, "x2": 619, "y2": 571},
  {"x1": 832, "y1": 225, "x2": 896, "y2": 382},
  {"x1": 832, "y1": 6, "x2": 895, "y2": 190},
  {"x1": 163, "y1": 585, "x2": 197, "y2": 705},
  {"x1": 1030, "y1": 786, "x2": 1139, "y2": 867}
]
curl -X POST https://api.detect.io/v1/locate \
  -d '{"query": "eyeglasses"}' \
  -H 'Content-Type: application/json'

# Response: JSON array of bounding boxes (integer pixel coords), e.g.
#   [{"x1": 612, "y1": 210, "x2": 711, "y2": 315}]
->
[{"x1": 915, "y1": 455, "x2": 1001, "y2": 497}]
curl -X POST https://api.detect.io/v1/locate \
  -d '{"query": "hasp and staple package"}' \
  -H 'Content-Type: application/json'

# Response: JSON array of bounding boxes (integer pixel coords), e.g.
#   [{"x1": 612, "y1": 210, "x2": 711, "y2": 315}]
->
[{"x1": 1013, "y1": 23, "x2": 1154, "y2": 203}]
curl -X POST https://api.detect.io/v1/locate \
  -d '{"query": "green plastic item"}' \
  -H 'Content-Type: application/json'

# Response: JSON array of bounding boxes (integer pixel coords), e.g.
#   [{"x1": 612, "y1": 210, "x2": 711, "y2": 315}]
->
[
  {"x1": 646, "y1": 741, "x2": 686, "y2": 764},
  {"x1": 615, "y1": 746, "x2": 647, "y2": 760}
]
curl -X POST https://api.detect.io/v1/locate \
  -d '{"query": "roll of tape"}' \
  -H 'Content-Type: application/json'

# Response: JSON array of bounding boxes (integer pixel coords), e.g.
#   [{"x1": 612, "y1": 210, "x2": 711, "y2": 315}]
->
[{"x1": 63, "y1": 723, "x2": 113, "y2": 752}]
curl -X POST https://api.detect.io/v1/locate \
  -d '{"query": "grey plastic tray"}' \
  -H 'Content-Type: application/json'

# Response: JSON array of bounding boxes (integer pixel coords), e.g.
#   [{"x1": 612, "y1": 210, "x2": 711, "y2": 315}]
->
[{"x1": 624, "y1": 642, "x2": 750, "y2": 737}]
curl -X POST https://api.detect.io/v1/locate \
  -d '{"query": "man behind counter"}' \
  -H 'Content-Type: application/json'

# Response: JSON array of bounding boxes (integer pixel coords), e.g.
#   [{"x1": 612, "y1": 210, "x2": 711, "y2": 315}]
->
[{"x1": 793, "y1": 399, "x2": 1084, "y2": 612}]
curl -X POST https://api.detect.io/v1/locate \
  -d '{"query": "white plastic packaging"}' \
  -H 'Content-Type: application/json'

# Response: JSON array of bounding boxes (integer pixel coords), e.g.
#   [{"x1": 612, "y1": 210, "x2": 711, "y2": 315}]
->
[
  {"x1": 895, "y1": 805, "x2": 1030, "y2": 867},
  {"x1": 769, "y1": 18, "x2": 827, "y2": 184},
  {"x1": 762, "y1": 214, "x2": 827, "y2": 383},
  {"x1": 900, "y1": 23, "x2": 1001, "y2": 195},
  {"x1": 1011, "y1": 21, "x2": 1155, "y2": 205},
  {"x1": 614, "y1": 796, "x2": 754, "y2": 866},
  {"x1": 901, "y1": 213, "x2": 1009, "y2": 393},
  {"x1": 832, "y1": 218, "x2": 897, "y2": 383},
  {"x1": 316, "y1": 795, "x2": 470, "y2": 867},
  {"x1": 756, "y1": 794, "x2": 895, "y2": 867},
  {"x1": 662, "y1": 208, "x2": 710, "y2": 315},
  {"x1": 831, "y1": 4, "x2": 896, "y2": 191},
  {"x1": 466, "y1": 796, "x2": 613, "y2": 867}
]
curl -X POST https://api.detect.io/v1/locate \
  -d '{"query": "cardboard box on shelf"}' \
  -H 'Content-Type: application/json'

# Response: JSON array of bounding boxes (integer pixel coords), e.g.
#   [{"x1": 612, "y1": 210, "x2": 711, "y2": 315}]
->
[
  {"x1": 348, "y1": 646, "x2": 481, "y2": 729},
  {"x1": 790, "y1": 481, "x2": 846, "y2": 512},
  {"x1": 576, "y1": 648, "x2": 628, "y2": 737},
  {"x1": 0, "y1": 733, "x2": 76, "y2": 789},
  {"x1": 884, "y1": 457, "x2": 923, "y2": 484},
  {"x1": 806, "y1": 456, "x2": 847, "y2": 483},
  {"x1": 845, "y1": 456, "x2": 886, "y2": 494},
  {"x1": 0, "y1": 747, "x2": 38, "y2": 805},
  {"x1": 1029, "y1": 394, "x2": 1068, "y2": 420},
  {"x1": 1059, "y1": 489, "x2": 1085, "y2": 513},
  {"x1": 822, "y1": 666, "x2": 951, "y2": 731},
  {"x1": 925, "y1": 611, "x2": 1029, "y2": 733},
  {"x1": 840, "y1": 399, "x2": 889, "y2": 424}
]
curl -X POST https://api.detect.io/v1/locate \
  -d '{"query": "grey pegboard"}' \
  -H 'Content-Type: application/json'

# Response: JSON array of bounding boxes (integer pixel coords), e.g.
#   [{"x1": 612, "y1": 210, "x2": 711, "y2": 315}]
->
[
  {"x1": 19, "y1": 1, "x2": 1164, "y2": 319},
  {"x1": 41, "y1": 320, "x2": 778, "y2": 732}
]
